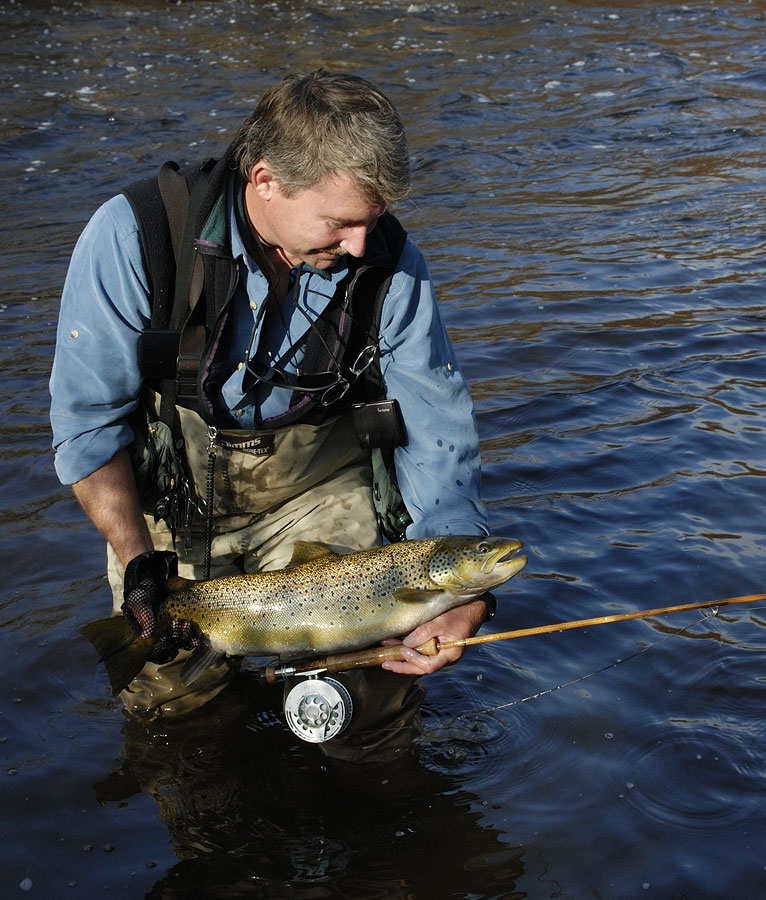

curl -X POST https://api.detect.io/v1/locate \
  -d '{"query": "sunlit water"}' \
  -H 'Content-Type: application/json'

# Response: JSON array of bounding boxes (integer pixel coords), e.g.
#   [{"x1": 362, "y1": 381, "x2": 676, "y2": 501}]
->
[{"x1": 2, "y1": 1, "x2": 766, "y2": 897}]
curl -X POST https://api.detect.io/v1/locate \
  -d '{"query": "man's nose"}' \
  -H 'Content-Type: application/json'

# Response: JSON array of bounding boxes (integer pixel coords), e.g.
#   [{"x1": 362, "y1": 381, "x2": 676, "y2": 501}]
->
[{"x1": 339, "y1": 225, "x2": 368, "y2": 258}]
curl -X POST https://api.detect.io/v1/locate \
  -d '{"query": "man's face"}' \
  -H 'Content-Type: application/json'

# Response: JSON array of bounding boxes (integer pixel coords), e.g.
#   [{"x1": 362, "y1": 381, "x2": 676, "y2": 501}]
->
[{"x1": 247, "y1": 165, "x2": 384, "y2": 270}]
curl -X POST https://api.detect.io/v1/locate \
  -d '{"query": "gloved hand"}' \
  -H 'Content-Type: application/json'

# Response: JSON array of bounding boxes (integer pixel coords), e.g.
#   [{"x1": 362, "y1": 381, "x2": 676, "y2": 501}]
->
[{"x1": 122, "y1": 550, "x2": 198, "y2": 664}]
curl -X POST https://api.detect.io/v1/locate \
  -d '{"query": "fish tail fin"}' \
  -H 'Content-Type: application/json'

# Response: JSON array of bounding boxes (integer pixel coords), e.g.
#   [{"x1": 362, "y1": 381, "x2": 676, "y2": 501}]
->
[{"x1": 80, "y1": 616, "x2": 154, "y2": 695}]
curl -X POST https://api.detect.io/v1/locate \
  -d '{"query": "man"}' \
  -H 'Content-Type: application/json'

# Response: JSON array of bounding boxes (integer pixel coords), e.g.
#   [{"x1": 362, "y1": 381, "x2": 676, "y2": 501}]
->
[{"x1": 50, "y1": 71, "x2": 491, "y2": 759}]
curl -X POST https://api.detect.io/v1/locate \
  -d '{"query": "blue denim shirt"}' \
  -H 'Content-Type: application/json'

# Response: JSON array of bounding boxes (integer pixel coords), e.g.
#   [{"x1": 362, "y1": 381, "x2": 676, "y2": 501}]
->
[{"x1": 49, "y1": 190, "x2": 489, "y2": 539}]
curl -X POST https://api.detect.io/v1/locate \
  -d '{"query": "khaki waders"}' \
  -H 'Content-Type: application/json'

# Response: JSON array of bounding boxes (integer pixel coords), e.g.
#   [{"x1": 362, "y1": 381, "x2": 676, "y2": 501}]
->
[{"x1": 108, "y1": 398, "x2": 424, "y2": 760}]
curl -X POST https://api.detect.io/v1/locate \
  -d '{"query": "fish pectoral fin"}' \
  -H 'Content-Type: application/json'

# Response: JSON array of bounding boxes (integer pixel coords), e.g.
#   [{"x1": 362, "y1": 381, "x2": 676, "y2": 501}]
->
[
  {"x1": 180, "y1": 639, "x2": 226, "y2": 686},
  {"x1": 286, "y1": 541, "x2": 339, "y2": 568},
  {"x1": 392, "y1": 587, "x2": 447, "y2": 604}
]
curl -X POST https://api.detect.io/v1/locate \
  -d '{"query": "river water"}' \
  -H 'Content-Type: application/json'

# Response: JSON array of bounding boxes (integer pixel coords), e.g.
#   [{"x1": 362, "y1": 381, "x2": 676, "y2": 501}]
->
[{"x1": 2, "y1": 0, "x2": 766, "y2": 897}]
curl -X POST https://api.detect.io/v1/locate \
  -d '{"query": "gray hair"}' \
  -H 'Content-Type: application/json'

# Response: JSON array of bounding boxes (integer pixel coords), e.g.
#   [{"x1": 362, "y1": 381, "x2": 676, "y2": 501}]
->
[{"x1": 232, "y1": 70, "x2": 410, "y2": 207}]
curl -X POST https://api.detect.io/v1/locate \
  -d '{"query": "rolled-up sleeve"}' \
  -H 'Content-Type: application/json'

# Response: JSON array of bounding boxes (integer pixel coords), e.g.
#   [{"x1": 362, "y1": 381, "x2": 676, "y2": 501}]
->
[
  {"x1": 378, "y1": 239, "x2": 489, "y2": 538},
  {"x1": 49, "y1": 195, "x2": 151, "y2": 484}
]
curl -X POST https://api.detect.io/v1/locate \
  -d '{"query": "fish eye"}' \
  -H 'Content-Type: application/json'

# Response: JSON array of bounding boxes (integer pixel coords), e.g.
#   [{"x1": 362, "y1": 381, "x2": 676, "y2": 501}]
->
[{"x1": 477, "y1": 541, "x2": 491, "y2": 553}]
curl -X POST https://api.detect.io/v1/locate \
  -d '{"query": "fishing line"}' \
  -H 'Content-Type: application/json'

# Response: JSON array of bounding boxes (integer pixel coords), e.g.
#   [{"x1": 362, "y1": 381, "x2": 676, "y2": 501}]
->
[
  {"x1": 436, "y1": 601, "x2": 766, "y2": 728},
  {"x1": 464, "y1": 610, "x2": 713, "y2": 720},
  {"x1": 352, "y1": 599, "x2": 766, "y2": 743}
]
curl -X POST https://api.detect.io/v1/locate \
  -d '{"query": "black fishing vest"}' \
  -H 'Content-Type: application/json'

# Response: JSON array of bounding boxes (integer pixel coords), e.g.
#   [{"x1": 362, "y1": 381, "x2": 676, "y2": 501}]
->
[{"x1": 122, "y1": 148, "x2": 408, "y2": 430}]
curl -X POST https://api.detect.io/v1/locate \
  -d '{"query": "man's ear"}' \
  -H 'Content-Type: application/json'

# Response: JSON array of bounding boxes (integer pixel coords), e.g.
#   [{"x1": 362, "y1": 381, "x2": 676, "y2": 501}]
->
[{"x1": 250, "y1": 160, "x2": 277, "y2": 200}]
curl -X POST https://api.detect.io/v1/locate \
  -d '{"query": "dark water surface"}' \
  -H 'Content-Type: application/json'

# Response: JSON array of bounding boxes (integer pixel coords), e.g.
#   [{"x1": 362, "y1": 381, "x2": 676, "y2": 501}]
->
[{"x1": 2, "y1": 1, "x2": 766, "y2": 897}]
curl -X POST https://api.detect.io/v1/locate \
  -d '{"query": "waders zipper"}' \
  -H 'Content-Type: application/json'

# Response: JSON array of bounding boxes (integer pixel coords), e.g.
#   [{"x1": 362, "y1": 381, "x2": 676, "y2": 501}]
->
[{"x1": 204, "y1": 425, "x2": 217, "y2": 579}]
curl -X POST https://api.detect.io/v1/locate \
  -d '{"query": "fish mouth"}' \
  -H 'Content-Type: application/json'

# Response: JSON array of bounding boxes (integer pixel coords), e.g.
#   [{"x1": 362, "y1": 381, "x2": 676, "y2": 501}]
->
[
  {"x1": 500, "y1": 554, "x2": 528, "y2": 577},
  {"x1": 498, "y1": 543, "x2": 523, "y2": 565},
  {"x1": 480, "y1": 539, "x2": 525, "y2": 575}
]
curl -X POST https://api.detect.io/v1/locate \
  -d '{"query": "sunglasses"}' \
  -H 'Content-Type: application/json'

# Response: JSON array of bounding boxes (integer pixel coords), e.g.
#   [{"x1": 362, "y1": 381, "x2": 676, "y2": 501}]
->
[{"x1": 245, "y1": 330, "x2": 377, "y2": 408}]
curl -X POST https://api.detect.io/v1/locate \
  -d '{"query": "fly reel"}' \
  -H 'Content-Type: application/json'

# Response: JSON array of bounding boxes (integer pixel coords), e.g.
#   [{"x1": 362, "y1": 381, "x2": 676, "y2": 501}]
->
[{"x1": 283, "y1": 675, "x2": 353, "y2": 743}]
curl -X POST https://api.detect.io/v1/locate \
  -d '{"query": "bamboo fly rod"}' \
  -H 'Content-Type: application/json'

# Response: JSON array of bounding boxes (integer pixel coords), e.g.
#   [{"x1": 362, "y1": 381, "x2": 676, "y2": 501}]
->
[{"x1": 262, "y1": 592, "x2": 766, "y2": 683}]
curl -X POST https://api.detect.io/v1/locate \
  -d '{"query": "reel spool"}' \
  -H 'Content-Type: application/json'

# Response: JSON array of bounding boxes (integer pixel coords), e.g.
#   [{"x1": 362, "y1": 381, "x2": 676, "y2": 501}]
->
[{"x1": 283, "y1": 676, "x2": 353, "y2": 743}]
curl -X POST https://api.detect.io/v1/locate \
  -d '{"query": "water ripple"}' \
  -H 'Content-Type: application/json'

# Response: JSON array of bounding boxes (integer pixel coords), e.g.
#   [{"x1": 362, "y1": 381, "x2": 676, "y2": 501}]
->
[{"x1": 618, "y1": 715, "x2": 763, "y2": 832}]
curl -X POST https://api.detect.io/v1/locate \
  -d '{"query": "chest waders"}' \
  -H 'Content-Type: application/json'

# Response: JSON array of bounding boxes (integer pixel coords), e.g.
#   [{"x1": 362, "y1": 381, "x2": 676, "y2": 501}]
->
[{"x1": 111, "y1": 154, "x2": 425, "y2": 755}]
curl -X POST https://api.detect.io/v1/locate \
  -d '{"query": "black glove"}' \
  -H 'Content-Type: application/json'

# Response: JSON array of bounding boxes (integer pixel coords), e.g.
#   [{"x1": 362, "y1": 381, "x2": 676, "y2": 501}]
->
[
  {"x1": 122, "y1": 550, "x2": 178, "y2": 638},
  {"x1": 122, "y1": 550, "x2": 198, "y2": 664}
]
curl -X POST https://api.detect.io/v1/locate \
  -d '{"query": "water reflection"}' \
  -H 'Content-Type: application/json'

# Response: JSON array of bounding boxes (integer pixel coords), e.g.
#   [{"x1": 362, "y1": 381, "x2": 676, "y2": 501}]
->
[{"x1": 94, "y1": 677, "x2": 526, "y2": 899}]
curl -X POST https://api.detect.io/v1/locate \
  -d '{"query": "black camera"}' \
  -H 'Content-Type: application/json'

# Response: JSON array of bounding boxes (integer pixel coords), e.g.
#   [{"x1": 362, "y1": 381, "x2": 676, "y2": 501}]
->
[{"x1": 351, "y1": 400, "x2": 407, "y2": 450}]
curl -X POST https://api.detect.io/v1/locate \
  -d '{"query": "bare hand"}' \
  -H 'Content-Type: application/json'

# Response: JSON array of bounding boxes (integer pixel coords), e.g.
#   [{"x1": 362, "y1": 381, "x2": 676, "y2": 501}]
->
[{"x1": 380, "y1": 598, "x2": 488, "y2": 676}]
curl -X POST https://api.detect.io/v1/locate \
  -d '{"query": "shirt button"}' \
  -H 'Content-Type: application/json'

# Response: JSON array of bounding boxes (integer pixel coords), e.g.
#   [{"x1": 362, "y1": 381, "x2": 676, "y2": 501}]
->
[
  {"x1": 235, "y1": 409, "x2": 245, "y2": 418},
  {"x1": 237, "y1": 361, "x2": 244, "y2": 371},
  {"x1": 250, "y1": 301, "x2": 257, "y2": 310}
]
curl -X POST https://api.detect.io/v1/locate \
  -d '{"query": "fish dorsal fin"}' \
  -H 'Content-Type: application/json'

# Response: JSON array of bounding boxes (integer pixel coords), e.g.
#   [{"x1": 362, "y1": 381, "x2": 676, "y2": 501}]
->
[
  {"x1": 287, "y1": 541, "x2": 339, "y2": 568},
  {"x1": 393, "y1": 586, "x2": 444, "y2": 603},
  {"x1": 167, "y1": 575, "x2": 195, "y2": 593}
]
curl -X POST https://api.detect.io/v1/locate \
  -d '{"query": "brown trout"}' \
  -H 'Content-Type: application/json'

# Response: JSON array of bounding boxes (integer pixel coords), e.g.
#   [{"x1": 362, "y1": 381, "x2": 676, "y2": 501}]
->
[{"x1": 82, "y1": 535, "x2": 526, "y2": 694}]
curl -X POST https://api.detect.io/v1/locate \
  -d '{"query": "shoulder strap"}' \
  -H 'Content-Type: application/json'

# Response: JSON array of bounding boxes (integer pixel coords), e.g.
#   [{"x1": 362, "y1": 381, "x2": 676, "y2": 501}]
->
[
  {"x1": 124, "y1": 158, "x2": 228, "y2": 421},
  {"x1": 122, "y1": 171, "x2": 176, "y2": 329},
  {"x1": 347, "y1": 212, "x2": 408, "y2": 402},
  {"x1": 346, "y1": 213, "x2": 411, "y2": 541},
  {"x1": 156, "y1": 161, "x2": 188, "y2": 266},
  {"x1": 163, "y1": 163, "x2": 214, "y2": 417}
]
